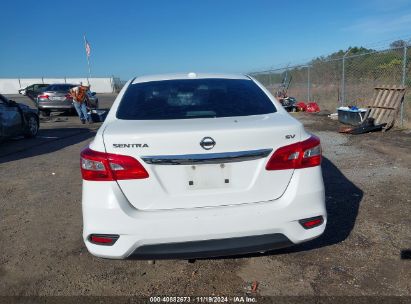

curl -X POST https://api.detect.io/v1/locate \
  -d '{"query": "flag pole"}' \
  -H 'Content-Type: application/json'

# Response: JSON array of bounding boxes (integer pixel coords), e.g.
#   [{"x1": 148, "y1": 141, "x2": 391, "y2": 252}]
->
[{"x1": 83, "y1": 34, "x2": 91, "y2": 82}]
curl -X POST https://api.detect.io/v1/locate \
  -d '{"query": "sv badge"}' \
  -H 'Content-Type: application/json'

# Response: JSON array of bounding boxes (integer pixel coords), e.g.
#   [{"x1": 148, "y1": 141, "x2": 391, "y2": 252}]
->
[{"x1": 285, "y1": 134, "x2": 296, "y2": 139}]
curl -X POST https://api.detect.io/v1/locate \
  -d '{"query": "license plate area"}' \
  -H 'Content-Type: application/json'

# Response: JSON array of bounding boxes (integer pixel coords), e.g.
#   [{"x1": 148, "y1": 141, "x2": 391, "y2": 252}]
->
[
  {"x1": 50, "y1": 96, "x2": 65, "y2": 101},
  {"x1": 186, "y1": 164, "x2": 231, "y2": 190}
]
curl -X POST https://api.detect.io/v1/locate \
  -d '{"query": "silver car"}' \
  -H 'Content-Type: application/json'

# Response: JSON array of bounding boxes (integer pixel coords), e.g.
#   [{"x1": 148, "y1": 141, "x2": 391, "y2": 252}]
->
[{"x1": 36, "y1": 84, "x2": 99, "y2": 117}]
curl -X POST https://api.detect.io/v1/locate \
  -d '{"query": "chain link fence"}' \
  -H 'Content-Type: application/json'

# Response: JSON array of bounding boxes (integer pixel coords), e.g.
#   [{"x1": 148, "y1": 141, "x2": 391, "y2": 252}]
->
[{"x1": 251, "y1": 45, "x2": 410, "y2": 128}]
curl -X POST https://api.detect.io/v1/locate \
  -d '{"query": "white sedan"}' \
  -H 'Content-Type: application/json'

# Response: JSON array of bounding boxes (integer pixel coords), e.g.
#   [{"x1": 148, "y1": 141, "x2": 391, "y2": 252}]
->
[{"x1": 80, "y1": 73, "x2": 326, "y2": 259}]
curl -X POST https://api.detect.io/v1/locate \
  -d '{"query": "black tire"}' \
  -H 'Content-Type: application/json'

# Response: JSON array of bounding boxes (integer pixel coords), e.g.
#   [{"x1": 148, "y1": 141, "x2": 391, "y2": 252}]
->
[
  {"x1": 40, "y1": 110, "x2": 50, "y2": 117},
  {"x1": 24, "y1": 114, "x2": 39, "y2": 138},
  {"x1": 68, "y1": 108, "x2": 77, "y2": 116}
]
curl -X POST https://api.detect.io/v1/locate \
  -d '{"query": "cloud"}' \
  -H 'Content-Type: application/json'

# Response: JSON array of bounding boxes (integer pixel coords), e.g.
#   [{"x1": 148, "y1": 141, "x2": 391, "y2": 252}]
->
[{"x1": 343, "y1": 11, "x2": 411, "y2": 34}]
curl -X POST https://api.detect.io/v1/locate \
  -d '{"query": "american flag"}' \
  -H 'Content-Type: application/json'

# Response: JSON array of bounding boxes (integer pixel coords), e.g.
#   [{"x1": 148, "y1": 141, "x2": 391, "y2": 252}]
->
[{"x1": 84, "y1": 36, "x2": 91, "y2": 57}]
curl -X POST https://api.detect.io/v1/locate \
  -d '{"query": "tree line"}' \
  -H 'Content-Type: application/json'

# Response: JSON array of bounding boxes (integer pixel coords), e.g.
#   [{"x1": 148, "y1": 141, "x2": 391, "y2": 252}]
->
[{"x1": 254, "y1": 40, "x2": 410, "y2": 87}]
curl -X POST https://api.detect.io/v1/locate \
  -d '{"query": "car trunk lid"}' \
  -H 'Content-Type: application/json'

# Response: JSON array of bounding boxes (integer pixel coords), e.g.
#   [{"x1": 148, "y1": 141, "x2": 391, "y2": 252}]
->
[{"x1": 103, "y1": 113, "x2": 301, "y2": 210}]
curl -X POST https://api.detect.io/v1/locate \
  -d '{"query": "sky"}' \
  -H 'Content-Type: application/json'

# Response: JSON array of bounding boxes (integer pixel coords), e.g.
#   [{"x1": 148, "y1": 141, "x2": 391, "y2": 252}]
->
[{"x1": 1, "y1": 0, "x2": 411, "y2": 80}]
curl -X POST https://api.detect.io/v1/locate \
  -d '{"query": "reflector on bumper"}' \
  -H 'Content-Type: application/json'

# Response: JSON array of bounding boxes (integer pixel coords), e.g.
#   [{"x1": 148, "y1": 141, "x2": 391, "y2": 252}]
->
[
  {"x1": 89, "y1": 234, "x2": 119, "y2": 246},
  {"x1": 299, "y1": 216, "x2": 324, "y2": 229}
]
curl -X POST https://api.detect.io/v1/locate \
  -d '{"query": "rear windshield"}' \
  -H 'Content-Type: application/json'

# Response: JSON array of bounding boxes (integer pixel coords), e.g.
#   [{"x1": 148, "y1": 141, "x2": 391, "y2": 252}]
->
[
  {"x1": 45, "y1": 84, "x2": 75, "y2": 92},
  {"x1": 116, "y1": 79, "x2": 276, "y2": 120}
]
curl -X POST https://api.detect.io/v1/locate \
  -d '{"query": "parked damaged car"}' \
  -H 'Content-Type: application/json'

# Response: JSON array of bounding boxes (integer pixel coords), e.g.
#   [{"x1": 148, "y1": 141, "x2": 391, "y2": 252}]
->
[
  {"x1": 0, "y1": 93, "x2": 39, "y2": 142},
  {"x1": 80, "y1": 73, "x2": 326, "y2": 259}
]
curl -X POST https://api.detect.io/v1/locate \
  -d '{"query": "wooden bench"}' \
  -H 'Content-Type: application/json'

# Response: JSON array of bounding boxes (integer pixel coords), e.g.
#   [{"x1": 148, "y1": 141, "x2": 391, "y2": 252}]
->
[{"x1": 363, "y1": 85, "x2": 406, "y2": 131}]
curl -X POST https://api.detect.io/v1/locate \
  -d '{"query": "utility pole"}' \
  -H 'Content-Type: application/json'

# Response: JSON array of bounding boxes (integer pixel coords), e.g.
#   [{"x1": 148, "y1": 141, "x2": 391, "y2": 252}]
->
[
  {"x1": 341, "y1": 49, "x2": 351, "y2": 107},
  {"x1": 307, "y1": 65, "x2": 311, "y2": 101},
  {"x1": 401, "y1": 43, "x2": 407, "y2": 127}
]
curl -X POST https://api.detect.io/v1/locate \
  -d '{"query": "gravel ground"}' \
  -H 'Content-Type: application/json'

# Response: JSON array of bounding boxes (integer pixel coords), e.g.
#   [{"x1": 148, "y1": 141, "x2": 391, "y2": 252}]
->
[{"x1": 0, "y1": 95, "x2": 410, "y2": 297}]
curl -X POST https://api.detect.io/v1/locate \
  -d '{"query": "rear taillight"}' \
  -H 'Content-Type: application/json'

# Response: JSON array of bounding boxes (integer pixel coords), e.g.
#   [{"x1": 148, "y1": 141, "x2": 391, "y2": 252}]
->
[
  {"x1": 299, "y1": 216, "x2": 324, "y2": 229},
  {"x1": 38, "y1": 94, "x2": 49, "y2": 99},
  {"x1": 89, "y1": 234, "x2": 119, "y2": 246},
  {"x1": 65, "y1": 94, "x2": 73, "y2": 100},
  {"x1": 80, "y1": 147, "x2": 149, "y2": 181},
  {"x1": 266, "y1": 135, "x2": 321, "y2": 170}
]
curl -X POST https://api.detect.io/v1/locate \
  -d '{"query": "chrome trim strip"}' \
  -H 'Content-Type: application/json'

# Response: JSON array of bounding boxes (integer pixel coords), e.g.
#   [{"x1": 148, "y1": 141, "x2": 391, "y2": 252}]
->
[{"x1": 142, "y1": 149, "x2": 273, "y2": 165}]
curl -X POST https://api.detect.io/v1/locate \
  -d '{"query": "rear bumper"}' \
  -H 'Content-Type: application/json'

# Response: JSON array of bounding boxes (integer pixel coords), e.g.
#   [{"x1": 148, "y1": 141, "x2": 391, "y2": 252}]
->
[
  {"x1": 130, "y1": 233, "x2": 292, "y2": 259},
  {"x1": 38, "y1": 102, "x2": 73, "y2": 111},
  {"x1": 82, "y1": 166, "x2": 326, "y2": 259}
]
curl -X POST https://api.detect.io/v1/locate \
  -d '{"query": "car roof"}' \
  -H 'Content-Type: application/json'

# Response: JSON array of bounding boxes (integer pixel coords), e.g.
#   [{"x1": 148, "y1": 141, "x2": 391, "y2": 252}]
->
[{"x1": 132, "y1": 73, "x2": 250, "y2": 84}]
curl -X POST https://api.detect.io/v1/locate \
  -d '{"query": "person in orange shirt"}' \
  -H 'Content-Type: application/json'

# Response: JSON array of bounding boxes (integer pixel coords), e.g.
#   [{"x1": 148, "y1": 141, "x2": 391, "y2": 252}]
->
[{"x1": 70, "y1": 81, "x2": 92, "y2": 124}]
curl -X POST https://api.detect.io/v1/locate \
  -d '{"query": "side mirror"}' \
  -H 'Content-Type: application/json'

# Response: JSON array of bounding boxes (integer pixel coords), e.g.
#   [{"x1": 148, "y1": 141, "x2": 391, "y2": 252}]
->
[
  {"x1": 8, "y1": 100, "x2": 17, "y2": 106},
  {"x1": 91, "y1": 92, "x2": 96, "y2": 96}
]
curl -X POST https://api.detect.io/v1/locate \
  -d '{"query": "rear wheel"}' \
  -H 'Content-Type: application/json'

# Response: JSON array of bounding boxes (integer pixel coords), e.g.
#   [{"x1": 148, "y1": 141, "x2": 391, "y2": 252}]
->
[
  {"x1": 40, "y1": 110, "x2": 50, "y2": 117},
  {"x1": 24, "y1": 115, "x2": 39, "y2": 138},
  {"x1": 67, "y1": 107, "x2": 77, "y2": 116}
]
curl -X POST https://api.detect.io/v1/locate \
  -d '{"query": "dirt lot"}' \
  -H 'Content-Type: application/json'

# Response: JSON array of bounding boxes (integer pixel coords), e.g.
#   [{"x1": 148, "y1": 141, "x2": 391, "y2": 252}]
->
[{"x1": 0, "y1": 94, "x2": 410, "y2": 297}]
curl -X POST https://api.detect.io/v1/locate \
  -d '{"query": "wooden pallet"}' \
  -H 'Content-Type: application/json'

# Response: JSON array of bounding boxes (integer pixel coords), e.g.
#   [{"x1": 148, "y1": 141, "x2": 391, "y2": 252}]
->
[{"x1": 363, "y1": 85, "x2": 406, "y2": 131}]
